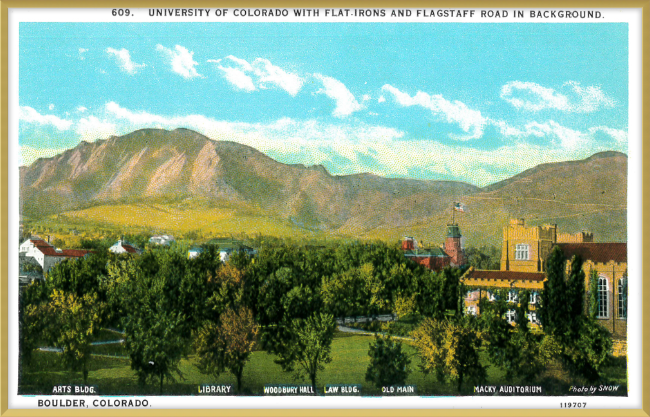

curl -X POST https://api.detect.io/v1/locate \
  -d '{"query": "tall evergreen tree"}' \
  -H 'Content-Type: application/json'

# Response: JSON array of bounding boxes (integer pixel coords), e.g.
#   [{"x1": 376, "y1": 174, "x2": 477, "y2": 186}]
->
[{"x1": 538, "y1": 246, "x2": 568, "y2": 339}]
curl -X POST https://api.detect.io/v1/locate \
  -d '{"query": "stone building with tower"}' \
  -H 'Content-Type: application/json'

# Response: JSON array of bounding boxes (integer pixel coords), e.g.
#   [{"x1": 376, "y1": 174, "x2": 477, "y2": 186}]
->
[
  {"x1": 461, "y1": 218, "x2": 627, "y2": 356},
  {"x1": 402, "y1": 223, "x2": 466, "y2": 270}
]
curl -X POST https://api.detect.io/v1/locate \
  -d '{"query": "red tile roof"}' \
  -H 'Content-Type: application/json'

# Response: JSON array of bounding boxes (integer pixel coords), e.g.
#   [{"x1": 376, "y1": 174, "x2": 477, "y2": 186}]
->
[
  {"x1": 35, "y1": 246, "x2": 92, "y2": 257},
  {"x1": 30, "y1": 239, "x2": 52, "y2": 248},
  {"x1": 557, "y1": 243, "x2": 627, "y2": 264},
  {"x1": 464, "y1": 269, "x2": 546, "y2": 282},
  {"x1": 121, "y1": 244, "x2": 139, "y2": 254},
  {"x1": 60, "y1": 249, "x2": 93, "y2": 257}
]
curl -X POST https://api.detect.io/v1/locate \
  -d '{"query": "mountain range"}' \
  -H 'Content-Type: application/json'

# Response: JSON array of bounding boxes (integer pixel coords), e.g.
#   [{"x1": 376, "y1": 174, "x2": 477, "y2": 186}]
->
[{"x1": 20, "y1": 128, "x2": 627, "y2": 246}]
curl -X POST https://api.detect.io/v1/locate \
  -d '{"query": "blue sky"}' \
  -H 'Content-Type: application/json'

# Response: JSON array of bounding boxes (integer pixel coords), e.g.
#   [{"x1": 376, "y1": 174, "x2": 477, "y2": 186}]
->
[{"x1": 19, "y1": 22, "x2": 628, "y2": 186}]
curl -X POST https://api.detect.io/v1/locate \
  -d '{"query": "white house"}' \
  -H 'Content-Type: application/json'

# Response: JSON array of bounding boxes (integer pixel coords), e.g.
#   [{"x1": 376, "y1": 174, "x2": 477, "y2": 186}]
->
[
  {"x1": 149, "y1": 235, "x2": 175, "y2": 246},
  {"x1": 188, "y1": 239, "x2": 257, "y2": 263},
  {"x1": 188, "y1": 247, "x2": 203, "y2": 259},
  {"x1": 109, "y1": 240, "x2": 143, "y2": 255},
  {"x1": 19, "y1": 238, "x2": 92, "y2": 272}
]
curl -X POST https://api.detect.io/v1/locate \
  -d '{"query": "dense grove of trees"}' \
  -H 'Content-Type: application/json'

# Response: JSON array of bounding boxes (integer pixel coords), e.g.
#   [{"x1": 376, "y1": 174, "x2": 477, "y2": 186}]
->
[
  {"x1": 20, "y1": 239, "x2": 465, "y2": 393},
  {"x1": 18, "y1": 238, "x2": 618, "y2": 393}
]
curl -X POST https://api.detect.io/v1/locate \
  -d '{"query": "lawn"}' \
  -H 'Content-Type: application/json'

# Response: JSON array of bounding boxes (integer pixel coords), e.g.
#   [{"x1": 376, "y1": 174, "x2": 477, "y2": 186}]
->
[{"x1": 19, "y1": 331, "x2": 627, "y2": 397}]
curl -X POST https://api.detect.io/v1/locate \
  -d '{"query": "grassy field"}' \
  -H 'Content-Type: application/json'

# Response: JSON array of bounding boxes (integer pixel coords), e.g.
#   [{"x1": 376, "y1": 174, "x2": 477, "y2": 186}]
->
[
  {"x1": 23, "y1": 202, "x2": 342, "y2": 249},
  {"x1": 61, "y1": 203, "x2": 309, "y2": 239},
  {"x1": 19, "y1": 331, "x2": 627, "y2": 397}
]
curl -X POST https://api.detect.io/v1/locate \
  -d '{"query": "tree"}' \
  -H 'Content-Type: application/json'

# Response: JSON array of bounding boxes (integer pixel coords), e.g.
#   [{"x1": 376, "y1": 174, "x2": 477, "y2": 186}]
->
[
  {"x1": 464, "y1": 245, "x2": 501, "y2": 270},
  {"x1": 47, "y1": 252, "x2": 108, "y2": 299},
  {"x1": 43, "y1": 290, "x2": 104, "y2": 384},
  {"x1": 479, "y1": 288, "x2": 559, "y2": 383},
  {"x1": 194, "y1": 307, "x2": 259, "y2": 392},
  {"x1": 539, "y1": 247, "x2": 612, "y2": 381},
  {"x1": 365, "y1": 335, "x2": 411, "y2": 388},
  {"x1": 111, "y1": 253, "x2": 187, "y2": 394},
  {"x1": 539, "y1": 248, "x2": 585, "y2": 344},
  {"x1": 412, "y1": 318, "x2": 486, "y2": 392},
  {"x1": 123, "y1": 298, "x2": 186, "y2": 394},
  {"x1": 414, "y1": 271, "x2": 446, "y2": 319},
  {"x1": 394, "y1": 294, "x2": 417, "y2": 319},
  {"x1": 562, "y1": 317, "x2": 613, "y2": 382},
  {"x1": 566, "y1": 255, "x2": 586, "y2": 338},
  {"x1": 19, "y1": 281, "x2": 50, "y2": 366},
  {"x1": 207, "y1": 263, "x2": 246, "y2": 317},
  {"x1": 274, "y1": 312, "x2": 336, "y2": 395},
  {"x1": 538, "y1": 246, "x2": 569, "y2": 338},
  {"x1": 588, "y1": 270, "x2": 599, "y2": 319}
]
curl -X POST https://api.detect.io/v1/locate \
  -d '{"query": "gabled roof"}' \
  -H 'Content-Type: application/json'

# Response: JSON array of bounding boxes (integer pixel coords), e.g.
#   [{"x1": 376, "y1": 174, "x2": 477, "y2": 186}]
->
[
  {"x1": 36, "y1": 247, "x2": 92, "y2": 257},
  {"x1": 557, "y1": 242, "x2": 627, "y2": 264},
  {"x1": 121, "y1": 244, "x2": 139, "y2": 254},
  {"x1": 463, "y1": 268, "x2": 546, "y2": 282}
]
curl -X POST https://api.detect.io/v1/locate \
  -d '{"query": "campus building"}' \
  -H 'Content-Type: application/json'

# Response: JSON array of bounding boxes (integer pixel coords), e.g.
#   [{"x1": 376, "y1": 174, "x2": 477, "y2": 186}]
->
[
  {"x1": 402, "y1": 223, "x2": 466, "y2": 270},
  {"x1": 461, "y1": 218, "x2": 627, "y2": 356}
]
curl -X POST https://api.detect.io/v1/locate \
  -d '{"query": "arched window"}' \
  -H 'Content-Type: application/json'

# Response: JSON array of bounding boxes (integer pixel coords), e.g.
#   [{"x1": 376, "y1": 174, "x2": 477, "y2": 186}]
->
[
  {"x1": 598, "y1": 276, "x2": 609, "y2": 319},
  {"x1": 618, "y1": 278, "x2": 627, "y2": 319}
]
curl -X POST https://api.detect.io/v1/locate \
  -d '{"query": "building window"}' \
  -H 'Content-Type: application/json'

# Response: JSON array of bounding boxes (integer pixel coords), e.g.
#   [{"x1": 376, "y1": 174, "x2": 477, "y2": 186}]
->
[
  {"x1": 598, "y1": 276, "x2": 609, "y2": 319},
  {"x1": 514, "y1": 244, "x2": 530, "y2": 260},
  {"x1": 466, "y1": 290, "x2": 479, "y2": 301},
  {"x1": 529, "y1": 291, "x2": 538, "y2": 305},
  {"x1": 505, "y1": 309, "x2": 517, "y2": 323},
  {"x1": 507, "y1": 290, "x2": 518, "y2": 303},
  {"x1": 618, "y1": 278, "x2": 627, "y2": 319},
  {"x1": 527, "y1": 312, "x2": 539, "y2": 324},
  {"x1": 488, "y1": 291, "x2": 497, "y2": 302},
  {"x1": 466, "y1": 306, "x2": 477, "y2": 316}
]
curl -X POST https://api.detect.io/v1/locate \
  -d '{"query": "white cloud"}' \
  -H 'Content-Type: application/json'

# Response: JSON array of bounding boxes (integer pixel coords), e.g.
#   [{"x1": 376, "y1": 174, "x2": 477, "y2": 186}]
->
[
  {"x1": 20, "y1": 145, "x2": 68, "y2": 166},
  {"x1": 500, "y1": 81, "x2": 616, "y2": 113},
  {"x1": 251, "y1": 58, "x2": 303, "y2": 96},
  {"x1": 378, "y1": 96, "x2": 386, "y2": 103},
  {"x1": 75, "y1": 116, "x2": 117, "y2": 141},
  {"x1": 382, "y1": 84, "x2": 487, "y2": 139},
  {"x1": 78, "y1": 48, "x2": 88, "y2": 60},
  {"x1": 217, "y1": 65, "x2": 256, "y2": 92},
  {"x1": 20, "y1": 101, "x2": 626, "y2": 185},
  {"x1": 213, "y1": 56, "x2": 303, "y2": 96},
  {"x1": 156, "y1": 44, "x2": 201, "y2": 79},
  {"x1": 564, "y1": 81, "x2": 617, "y2": 112},
  {"x1": 106, "y1": 47, "x2": 146, "y2": 75},
  {"x1": 19, "y1": 106, "x2": 73, "y2": 131},
  {"x1": 48, "y1": 104, "x2": 55, "y2": 110},
  {"x1": 77, "y1": 106, "x2": 88, "y2": 113},
  {"x1": 222, "y1": 55, "x2": 253, "y2": 71},
  {"x1": 522, "y1": 120, "x2": 590, "y2": 150},
  {"x1": 315, "y1": 74, "x2": 362, "y2": 118}
]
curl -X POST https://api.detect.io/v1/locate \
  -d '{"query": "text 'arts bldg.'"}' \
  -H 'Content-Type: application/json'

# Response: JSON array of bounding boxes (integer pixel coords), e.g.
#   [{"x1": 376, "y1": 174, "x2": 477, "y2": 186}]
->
[{"x1": 461, "y1": 218, "x2": 627, "y2": 356}]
